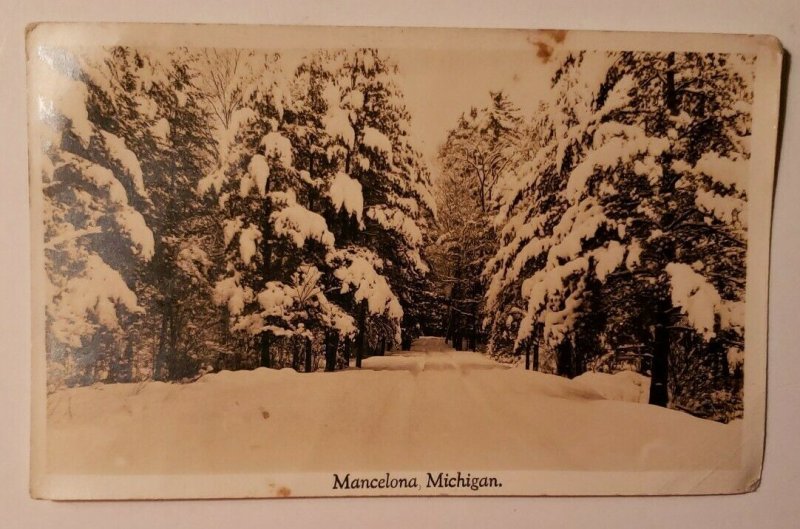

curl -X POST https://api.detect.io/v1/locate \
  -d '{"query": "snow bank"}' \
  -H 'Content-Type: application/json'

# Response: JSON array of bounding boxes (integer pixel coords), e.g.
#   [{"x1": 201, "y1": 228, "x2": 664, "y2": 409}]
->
[
  {"x1": 572, "y1": 370, "x2": 650, "y2": 404},
  {"x1": 47, "y1": 337, "x2": 741, "y2": 475},
  {"x1": 362, "y1": 337, "x2": 499, "y2": 373}
]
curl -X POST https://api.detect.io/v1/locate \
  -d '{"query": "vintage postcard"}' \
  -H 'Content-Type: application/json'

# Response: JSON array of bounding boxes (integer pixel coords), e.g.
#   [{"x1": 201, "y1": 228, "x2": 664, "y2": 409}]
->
[{"x1": 27, "y1": 23, "x2": 782, "y2": 499}]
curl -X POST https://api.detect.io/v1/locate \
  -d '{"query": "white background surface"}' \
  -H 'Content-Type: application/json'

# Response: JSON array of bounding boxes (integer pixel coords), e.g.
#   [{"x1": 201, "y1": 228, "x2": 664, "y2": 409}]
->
[{"x1": 1, "y1": 1, "x2": 798, "y2": 527}]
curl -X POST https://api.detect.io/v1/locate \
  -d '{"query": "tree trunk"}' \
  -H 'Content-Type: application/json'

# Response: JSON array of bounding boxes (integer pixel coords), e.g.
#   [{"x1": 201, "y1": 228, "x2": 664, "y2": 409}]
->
[
  {"x1": 355, "y1": 300, "x2": 367, "y2": 368},
  {"x1": 304, "y1": 335, "x2": 313, "y2": 373},
  {"x1": 260, "y1": 179, "x2": 274, "y2": 278},
  {"x1": 379, "y1": 337, "x2": 386, "y2": 356},
  {"x1": 453, "y1": 310, "x2": 461, "y2": 350},
  {"x1": 468, "y1": 287, "x2": 479, "y2": 351},
  {"x1": 343, "y1": 336, "x2": 351, "y2": 366},
  {"x1": 445, "y1": 258, "x2": 463, "y2": 344},
  {"x1": 467, "y1": 310, "x2": 477, "y2": 351},
  {"x1": 167, "y1": 301, "x2": 180, "y2": 378},
  {"x1": 646, "y1": 52, "x2": 680, "y2": 406},
  {"x1": 324, "y1": 331, "x2": 339, "y2": 372},
  {"x1": 255, "y1": 176, "x2": 275, "y2": 370},
  {"x1": 556, "y1": 339, "x2": 575, "y2": 378},
  {"x1": 154, "y1": 303, "x2": 169, "y2": 381},
  {"x1": 445, "y1": 307, "x2": 454, "y2": 343},
  {"x1": 292, "y1": 338, "x2": 300, "y2": 371},
  {"x1": 124, "y1": 334, "x2": 135, "y2": 382},
  {"x1": 401, "y1": 330, "x2": 412, "y2": 351},
  {"x1": 648, "y1": 302, "x2": 671, "y2": 407},
  {"x1": 709, "y1": 339, "x2": 727, "y2": 383},
  {"x1": 574, "y1": 343, "x2": 586, "y2": 378},
  {"x1": 524, "y1": 339, "x2": 531, "y2": 370},
  {"x1": 664, "y1": 52, "x2": 679, "y2": 116},
  {"x1": 259, "y1": 332, "x2": 272, "y2": 368},
  {"x1": 532, "y1": 324, "x2": 541, "y2": 371}
]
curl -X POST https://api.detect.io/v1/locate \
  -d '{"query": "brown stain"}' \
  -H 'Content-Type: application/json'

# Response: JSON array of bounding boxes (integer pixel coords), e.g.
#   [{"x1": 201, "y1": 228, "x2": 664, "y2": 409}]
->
[
  {"x1": 526, "y1": 29, "x2": 569, "y2": 63},
  {"x1": 535, "y1": 41, "x2": 554, "y2": 61},
  {"x1": 261, "y1": 410, "x2": 270, "y2": 419},
  {"x1": 276, "y1": 486, "x2": 291, "y2": 498},
  {"x1": 525, "y1": 36, "x2": 554, "y2": 63},
  {"x1": 541, "y1": 29, "x2": 568, "y2": 43}
]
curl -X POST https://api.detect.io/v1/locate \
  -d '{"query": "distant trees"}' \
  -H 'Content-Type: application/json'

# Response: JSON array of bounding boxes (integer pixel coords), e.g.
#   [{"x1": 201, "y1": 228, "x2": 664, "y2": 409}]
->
[
  {"x1": 36, "y1": 45, "x2": 435, "y2": 390},
  {"x1": 430, "y1": 92, "x2": 522, "y2": 351}
]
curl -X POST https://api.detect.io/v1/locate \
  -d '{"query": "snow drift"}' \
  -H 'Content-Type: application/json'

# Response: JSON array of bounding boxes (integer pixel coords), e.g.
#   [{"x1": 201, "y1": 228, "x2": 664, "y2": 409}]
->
[{"x1": 46, "y1": 337, "x2": 739, "y2": 475}]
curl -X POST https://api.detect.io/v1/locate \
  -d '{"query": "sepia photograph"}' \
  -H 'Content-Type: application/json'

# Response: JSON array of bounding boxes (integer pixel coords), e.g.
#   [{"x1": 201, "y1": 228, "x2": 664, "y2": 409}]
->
[{"x1": 26, "y1": 23, "x2": 782, "y2": 499}]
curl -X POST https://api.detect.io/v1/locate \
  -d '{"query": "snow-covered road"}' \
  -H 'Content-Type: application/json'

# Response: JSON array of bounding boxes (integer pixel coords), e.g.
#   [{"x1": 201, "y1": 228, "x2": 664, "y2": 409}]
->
[
  {"x1": 46, "y1": 337, "x2": 740, "y2": 475},
  {"x1": 361, "y1": 336, "x2": 501, "y2": 372}
]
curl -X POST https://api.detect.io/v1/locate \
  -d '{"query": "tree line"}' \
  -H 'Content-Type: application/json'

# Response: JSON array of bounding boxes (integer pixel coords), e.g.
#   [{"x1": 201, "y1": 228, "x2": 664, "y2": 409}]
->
[
  {"x1": 432, "y1": 51, "x2": 751, "y2": 422},
  {"x1": 38, "y1": 46, "x2": 435, "y2": 390},
  {"x1": 38, "y1": 43, "x2": 752, "y2": 422}
]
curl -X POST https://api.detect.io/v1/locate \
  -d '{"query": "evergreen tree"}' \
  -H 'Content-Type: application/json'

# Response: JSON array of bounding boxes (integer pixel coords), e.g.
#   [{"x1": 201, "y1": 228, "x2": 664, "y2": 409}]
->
[
  {"x1": 35, "y1": 47, "x2": 155, "y2": 389},
  {"x1": 83, "y1": 47, "x2": 221, "y2": 382},
  {"x1": 199, "y1": 52, "x2": 342, "y2": 370},
  {"x1": 292, "y1": 49, "x2": 435, "y2": 365},
  {"x1": 483, "y1": 51, "x2": 751, "y2": 420}
]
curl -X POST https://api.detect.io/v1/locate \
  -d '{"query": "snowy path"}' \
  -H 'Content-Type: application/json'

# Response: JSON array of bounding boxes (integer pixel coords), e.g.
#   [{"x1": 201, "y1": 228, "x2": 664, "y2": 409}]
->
[
  {"x1": 46, "y1": 337, "x2": 740, "y2": 475},
  {"x1": 360, "y1": 336, "x2": 501, "y2": 372}
]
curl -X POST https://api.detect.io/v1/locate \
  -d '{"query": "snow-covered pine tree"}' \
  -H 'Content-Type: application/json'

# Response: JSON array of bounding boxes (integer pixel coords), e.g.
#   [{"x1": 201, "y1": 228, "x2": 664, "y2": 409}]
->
[
  {"x1": 293, "y1": 49, "x2": 435, "y2": 366},
  {"x1": 485, "y1": 50, "x2": 751, "y2": 420},
  {"x1": 434, "y1": 91, "x2": 523, "y2": 352},
  {"x1": 200, "y1": 51, "x2": 363, "y2": 371},
  {"x1": 200, "y1": 52, "x2": 310, "y2": 369},
  {"x1": 35, "y1": 47, "x2": 155, "y2": 389},
  {"x1": 598, "y1": 51, "x2": 752, "y2": 417},
  {"x1": 484, "y1": 52, "x2": 606, "y2": 373},
  {"x1": 78, "y1": 47, "x2": 223, "y2": 382},
  {"x1": 288, "y1": 50, "x2": 363, "y2": 368}
]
